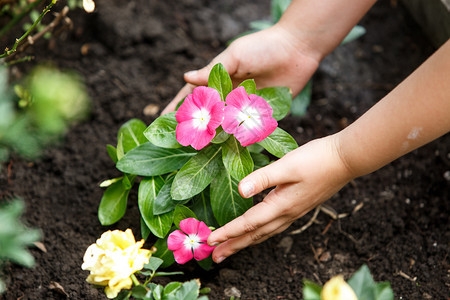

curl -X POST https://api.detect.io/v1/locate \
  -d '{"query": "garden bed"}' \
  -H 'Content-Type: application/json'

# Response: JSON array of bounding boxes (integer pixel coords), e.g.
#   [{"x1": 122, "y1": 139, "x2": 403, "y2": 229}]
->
[{"x1": 1, "y1": 0, "x2": 449, "y2": 299}]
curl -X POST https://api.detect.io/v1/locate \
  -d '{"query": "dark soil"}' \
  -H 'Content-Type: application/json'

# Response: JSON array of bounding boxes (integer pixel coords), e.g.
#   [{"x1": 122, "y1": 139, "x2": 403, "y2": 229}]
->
[{"x1": 1, "y1": 0, "x2": 449, "y2": 299}]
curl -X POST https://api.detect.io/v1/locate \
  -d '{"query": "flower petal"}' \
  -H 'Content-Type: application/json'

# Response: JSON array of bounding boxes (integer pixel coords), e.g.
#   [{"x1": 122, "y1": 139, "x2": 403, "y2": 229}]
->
[
  {"x1": 196, "y1": 221, "x2": 212, "y2": 243},
  {"x1": 175, "y1": 94, "x2": 199, "y2": 123},
  {"x1": 193, "y1": 243, "x2": 215, "y2": 261},
  {"x1": 175, "y1": 120, "x2": 196, "y2": 147},
  {"x1": 192, "y1": 86, "x2": 222, "y2": 111},
  {"x1": 167, "y1": 230, "x2": 188, "y2": 251},
  {"x1": 179, "y1": 218, "x2": 200, "y2": 235},
  {"x1": 222, "y1": 105, "x2": 242, "y2": 135},
  {"x1": 190, "y1": 128, "x2": 216, "y2": 150},
  {"x1": 225, "y1": 86, "x2": 251, "y2": 110},
  {"x1": 173, "y1": 246, "x2": 194, "y2": 264}
]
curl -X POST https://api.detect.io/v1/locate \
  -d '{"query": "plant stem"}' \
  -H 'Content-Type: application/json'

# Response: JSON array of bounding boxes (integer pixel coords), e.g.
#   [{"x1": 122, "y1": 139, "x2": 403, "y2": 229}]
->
[
  {"x1": 0, "y1": 0, "x2": 44, "y2": 38},
  {"x1": 0, "y1": 0, "x2": 55, "y2": 59},
  {"x1": 131, "y1": 274, "x2": 140, "y2": 286}
]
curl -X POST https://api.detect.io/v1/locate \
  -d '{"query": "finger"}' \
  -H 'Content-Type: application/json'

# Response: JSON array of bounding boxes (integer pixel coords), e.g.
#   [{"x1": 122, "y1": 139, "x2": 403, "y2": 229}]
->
[
  {"x1": 161, "y1": 83, "x2": 195, "y2": 115},
  {"x1": 212, "y1": 221, "x2": 292, "y2": 263},
  {"x1": 184, "y1": 50, "x2": 236, "y2": 86},
  {"x1": 208, "y1": 187, "x2": 288, "y2": 246},
  {"x1": 239, "y1": 156, "x2": 296, "y2": 198}
]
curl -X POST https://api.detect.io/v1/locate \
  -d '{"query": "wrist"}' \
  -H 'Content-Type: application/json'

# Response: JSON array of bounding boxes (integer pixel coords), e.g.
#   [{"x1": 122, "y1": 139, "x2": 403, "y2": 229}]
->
[{"x1": 331, "y1": 133, "x2": 359, "y2": 181}]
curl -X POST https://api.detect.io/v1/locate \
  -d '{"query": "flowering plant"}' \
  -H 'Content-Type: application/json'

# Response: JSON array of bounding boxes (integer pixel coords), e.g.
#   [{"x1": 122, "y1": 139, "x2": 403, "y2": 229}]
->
[
  {"x1": 97, "y1": 63, "x2": 297, "y2": 266},
  {"x1": 303, "y1": 265, "x2": 394, "y2": 300},
  {"x1": 82, "y1": 229, "x2": 210, "y2": 299}
]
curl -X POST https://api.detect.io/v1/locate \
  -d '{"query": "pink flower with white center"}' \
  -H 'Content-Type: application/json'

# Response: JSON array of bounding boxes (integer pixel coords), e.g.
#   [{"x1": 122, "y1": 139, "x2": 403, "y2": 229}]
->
[
  {"x1": 222, "y1": 86, "x2": 278, "y2": 147},
  {"x1": 175, "y1": 86, "x2": 224, "y2": 150},
  {"x1": 167, "y1": 218, "x2": 215, "y2": 264}
]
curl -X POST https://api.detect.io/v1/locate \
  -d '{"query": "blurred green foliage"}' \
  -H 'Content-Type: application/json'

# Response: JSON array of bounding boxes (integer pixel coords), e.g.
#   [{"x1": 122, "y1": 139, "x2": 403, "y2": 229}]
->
[
  {"x1": 0, "y1": 198, "x2": 41, "y2": 294},
  {"x1": 0, "y1": 65, "x2": 90, "y2": 165}
]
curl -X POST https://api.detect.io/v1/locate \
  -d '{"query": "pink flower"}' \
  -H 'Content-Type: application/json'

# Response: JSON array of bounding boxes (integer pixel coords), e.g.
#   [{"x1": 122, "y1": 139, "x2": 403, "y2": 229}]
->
[
  {"x1": 222, "y1": 87, "x2": 277, "y2": 147},
  {"x1": 167, "y1": 218, "x2": 215, "y2": 264},
  {"x1": 175, "y1": 86, "x2": 224, "y2": 150}
]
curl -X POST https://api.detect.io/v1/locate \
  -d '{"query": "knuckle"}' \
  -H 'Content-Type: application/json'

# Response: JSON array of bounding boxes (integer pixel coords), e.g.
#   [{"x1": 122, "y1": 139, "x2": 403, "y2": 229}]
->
[{"x1": 250, "y1": 232, "x2": 264, "y2": 242}]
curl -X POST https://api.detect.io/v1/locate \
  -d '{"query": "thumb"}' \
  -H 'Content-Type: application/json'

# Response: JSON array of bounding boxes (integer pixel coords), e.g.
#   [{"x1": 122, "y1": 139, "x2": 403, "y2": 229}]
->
[
  {"x1": 184, "y1": 51, "x2": 235, "y2": 86},
  {"x1": 239, "y1": 158, "x2": 294, "y2": 198}
]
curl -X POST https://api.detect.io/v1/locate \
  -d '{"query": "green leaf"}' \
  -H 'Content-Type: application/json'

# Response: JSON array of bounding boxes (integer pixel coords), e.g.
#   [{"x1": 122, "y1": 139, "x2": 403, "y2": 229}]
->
[
  {"x1": 208, "y1": 63, "x2": 232, "y2": 101},
  {"x1": 251, "y1": 152, "x2": 270, "y2": 170},
  {"x1": 154, "y1": 271, "x2": 184, "y2": 277},
  {"x1": 222, "y1": 136, "x2": 253, "y2": 181},
  {"x1": 117, "y1": 142, "x2": 196, "y2": 176},
  {"x1": 132, "y1": 285, "x2": 150, "y2": 298},
  {"x1": 117, "y1": 133, "x2": 125, "y2": 161},
  {"x1": 106, "y1": 144, "x2": 118, "y2": 163},
  {"x1": 189, "y1": 188, "x2": 218, "y2": 228},
  {"x1": 152, "y1": 236, "x2": 175, "y2": 268},
  {"x1": 144, "y1": 112, "x2": 181, "y2": 149},
  {"x1": 122, "y1": 174, "x2": 135, "y2": 190},
  {"x1": 341, "y1": 25, "x2": 366, "y2": 45},
  {"x1": 114, "y1": 290, "x2": 131, "y2": 300},
  {"x1": 374, "y1": 282, "x2": 394, "y2": 300},
  {"x1": 140, "y1": 218, "x2": 151, "y2": 241},
  {"x1": 348, "y1": 264, "x2": 376, "y2": 300},
  {"x1": 173, "y1": 280, "x2": 200, "y2": 300},
  {"x1": 173, "y1": 205, "x2": 197, "y2": 228},
  {"x1": 257, "y1": 127, "x2": 297, "y2": 158},
  {"x1": 153, "y1": 284, "x2": 163, "y2": 300},
  {"x1": 291, "y1": 80, "x2": 312, "y2": 117},
  {"x1": 153, "y1": 176, "x2": 178, "y2": 215},
  {"x1": 211, "y1": 127, "x2": 230, "y2": 144},
  {"x1": 98, "y1": 180, "x2": 129, "y2": 225},
  {"x1": 238, "y1": 79, "x2": 256, "y2": 95},
  {"x1": 197, "y1": 256, "x2": 213, "y2": 271},
  {"x1": 246, "y1": 143, "x2": 264, "y2": 153},
  {"x1": 302, "y1": 280, "x2": 322, "y2": 300},
  {"x1": 171, "y1": 144, "x2": 222, "y2": 200},
  {"x1": 175, "y1": 97, "x2": 185, "y2": 111},
  {"x1": 144, "y1": 257, "x2": 164, "y2": 273},
  {"x1": 163, "y1": 282, "x2": 182, "y2": 295},
  {"x1": 256, "y1": 86, "x2": 292, "y2": 121},
  {"x1": 118, "y1": 118, "x2": 148, "y2": 153},
  {"x1": 249, "y1": 20, "x2": 273, "y2": 31},
  {"x1": 139, "y1": 177, "x2": 174, "y2": 238},
  {"x1": 210, "y1": 166, "x2": 253, "y2": 226},
  {"x1": 271, "y1": 0, "x2": 291, "y2": 22}
]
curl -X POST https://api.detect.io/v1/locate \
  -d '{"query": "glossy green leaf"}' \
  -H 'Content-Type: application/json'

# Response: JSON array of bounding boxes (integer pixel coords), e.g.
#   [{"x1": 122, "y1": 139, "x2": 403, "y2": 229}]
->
[
  {"x1": 257, "y1": 127, "x2": 298, "y2": 158},
  {"x1": 122, "y1": 174, "x2": 135, "y2": 190},
  {"x1": 153, "y1": 175, "x2": 178, "y2": 215},
  {"x1": 208, "y1": 63, "x2": 232, "y2": 101},
  {"x1": 211, "y1": 126, "x2": 230, "y2": 144},
  {"x1": 249, "y1": 20, "x2": 273, "y2": 31},
  {"x1": 139, "y1": 177, "x2": 174, "y2": 238},
  {"x1": 98, "y1": 180, "x2": 129, "y2": 225},
  {"x1": 251, "y1": 152, "x2": 270, "y2": 170},
  {"x1": 222, "y1": 136, "x2": 253, "y2": 181},
  {"x1": 153, "y1": 284, "x2": 163, "y2": 300},
  {"x1": 144, "y1": 257, "x2": 164, "y2": 273},
  {"x1": 140, "y1": 218, "x2": 151, "y2": 240},
  {"x1": 238, "y1": 79, "x2": 256, "y2": 95},
  {"x1": 341, "y1": 25, "x2": 366, "y2": 45},
  {"x1": 189, "y1": 188, "x2": 218, "y2": 228},
  {"x1": 172, "y1": 280, "x2": 200, "y2": 300},
  {"x1": 171, "y1": 144, "x2": 222, "y2": 200},
  {"x1": 246, "y1": 143, "x2": 264, "y2": 153},
  {"x1": 374, "y1": 282, "x2": 394, "y2": 300},
  {"x1": 348, "y1": 264, "x2": 376, "y2": 300},
  {"x1": 144, "y1": 112, "x2": 181, "y2": 149},
  {"x1": 256, "y1": 86, "x2": 292, "y2": 121},
  {"x1": 132, "y1": 285, "x2": 149, "y2": 298},
  {"x1": 117, "y1": 133, "x2": 125, "y2": 161},
  {"x1": 210, "y1": 167, "x2": 253, "y2": 226},
  {"x1": 173, "y1": 205, "x2": 197, "y2": 228},
  {"x1": 302, "y1": 280, "x2": 322, "y2": 300},
  {"x1": 118, "y1": 118, "x2": 148, "y2": 153},
  {"x1": 116, "y1": 142, "x2": 196, "y2": 176},
  {"x1": 291, "y1": 80, "x2": 312, "y2": 117},
  {"x1": 271, "y1": 0, "x2": 291, "y2": 22},
  {"x1": 152, "y1": 236, "x2": 175, "y2": 268},
  {"x1": 164, "y1": 282, "x2": 182, "y2": 295},
  {"x1": 106, "y1": 144, "x2": 118, "y2": 163},
  {"x1": 197, "y1": 256, "x2": 213, "y2": 271}
]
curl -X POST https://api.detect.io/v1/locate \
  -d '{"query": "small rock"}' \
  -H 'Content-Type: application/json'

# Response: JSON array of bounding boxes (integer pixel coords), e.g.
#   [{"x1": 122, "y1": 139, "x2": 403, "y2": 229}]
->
[
  {"x1": 422, "y1": 293, "x2": 432, "y2": 299},
  {"x1": 277, "y1": 236, "x2": 293, "y2": 254},
  {"x1": 143, "y1": 104, "x2": 160, "y2": 117},
  {"x1": 319, "y1": 251, "x2": 332, "y2": 262},
  {"x1": 443, "y1": 170, "x2": 450, "y2": 181},
  {"x1": 224, "y1": 286, "x2": 241, "y2": 298}
]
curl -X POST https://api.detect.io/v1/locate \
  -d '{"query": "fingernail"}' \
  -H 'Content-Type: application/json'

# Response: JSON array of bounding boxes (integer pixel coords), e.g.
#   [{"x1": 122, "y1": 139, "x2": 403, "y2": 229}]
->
[
  {"x1": 216, "y1": 256, "x2": 226, "y2": 264},
  {"x1": 241, "y1": 181, "x2": 254, "y2": 198},
  {"x1": 184, "y1": 70, "x2": 197, "y2": 78},
  {"x1": 209, "y1": 242, "x2": 219, "y2": 247}
]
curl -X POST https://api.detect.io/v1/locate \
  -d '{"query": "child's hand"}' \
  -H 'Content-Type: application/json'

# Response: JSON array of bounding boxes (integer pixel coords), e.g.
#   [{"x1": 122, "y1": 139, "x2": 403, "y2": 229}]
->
[
  {"x1": 161, "y1": 25, "x2": 320, "y2": 114},
  {"x1": 206, "y1": 134, "x2": 353, "y2": 263}
]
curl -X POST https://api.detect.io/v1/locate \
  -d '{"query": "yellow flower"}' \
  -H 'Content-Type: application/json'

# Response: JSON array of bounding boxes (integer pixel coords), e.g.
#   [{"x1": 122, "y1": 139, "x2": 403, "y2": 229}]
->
[
  {"x1": 321, "y1": 275, "x2": 357, "y2": 300},
  {"x1": 82, "y1": 229, "x2": 151, "y2": 299}
]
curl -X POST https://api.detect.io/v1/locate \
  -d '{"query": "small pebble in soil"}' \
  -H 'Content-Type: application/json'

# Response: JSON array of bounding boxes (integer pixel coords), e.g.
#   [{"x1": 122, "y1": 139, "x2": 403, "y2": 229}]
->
[
  {"x1": 224, "y1": 286, "x2": 241, "y2": 298},
  {"x1": 143, "y1": 104, "x2": 160, "y2": 117},
  {"x1": 405, "y1": 198, "x2": 411, "y2": 204},
  {"x1": 443, "y1": 170, "x2": 450, "y2": 181},
  {"x1": 277, "y1": 236, "x2": 293, "y2": 254}
]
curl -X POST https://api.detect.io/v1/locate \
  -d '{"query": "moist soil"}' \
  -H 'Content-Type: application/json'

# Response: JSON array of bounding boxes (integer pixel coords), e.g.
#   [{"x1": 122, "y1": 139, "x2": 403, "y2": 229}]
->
[{"x1": 1, "y1": 0, "x2": 449, "y2": 299}]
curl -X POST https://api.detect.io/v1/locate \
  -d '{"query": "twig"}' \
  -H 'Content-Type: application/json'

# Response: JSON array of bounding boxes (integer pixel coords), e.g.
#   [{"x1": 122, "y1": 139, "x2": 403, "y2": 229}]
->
[
  {"x1": 3, "y1": 55, "x2": 33, "y2": 66},
  {"x1": 0, "y1": 0, "x2": 56, "y2": 59},
  {"x1": 394, "y1": 270, "x2": 417, "y2": 282},
  {"x1": 0, "y1": 0, "x2": 44, "y2": 38},
  {"x1": 290, "y1": 206, "x2": 321, "y2": 235}
]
